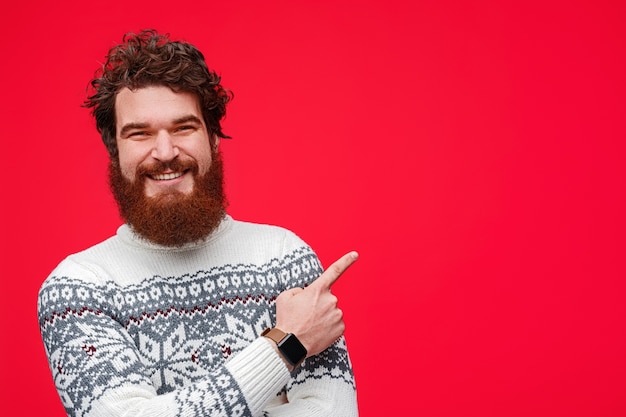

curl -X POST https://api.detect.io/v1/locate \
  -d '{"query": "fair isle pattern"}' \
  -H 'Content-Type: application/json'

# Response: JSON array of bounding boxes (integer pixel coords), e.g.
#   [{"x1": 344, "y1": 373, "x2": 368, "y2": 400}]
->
[{"x1": 39, "y1": 245, "x2": 355, "y2": 417}]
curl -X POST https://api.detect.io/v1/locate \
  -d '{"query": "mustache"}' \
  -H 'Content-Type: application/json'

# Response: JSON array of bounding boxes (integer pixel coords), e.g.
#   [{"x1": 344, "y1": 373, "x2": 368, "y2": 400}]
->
[{"x1": 136, "y1": 158, "x2": 199, "y2": 177}]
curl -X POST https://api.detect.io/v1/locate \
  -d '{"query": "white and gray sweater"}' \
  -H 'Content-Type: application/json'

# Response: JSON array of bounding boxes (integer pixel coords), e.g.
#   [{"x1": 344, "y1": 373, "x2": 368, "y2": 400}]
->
[{"x1": 38, "y1": 216, "x2": 358, "y2": 417}]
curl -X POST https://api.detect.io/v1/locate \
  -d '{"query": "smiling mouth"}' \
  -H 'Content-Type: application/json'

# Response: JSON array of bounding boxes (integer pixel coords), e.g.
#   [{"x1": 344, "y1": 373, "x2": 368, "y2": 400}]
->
[{"x1": 150, "y1": 171, "x2": 185, "y2": 181}]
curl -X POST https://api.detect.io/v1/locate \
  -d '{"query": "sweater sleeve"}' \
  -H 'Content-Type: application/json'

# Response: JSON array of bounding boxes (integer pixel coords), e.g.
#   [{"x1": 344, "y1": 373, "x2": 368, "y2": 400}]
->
[{"x1": 38, "y1": 263, "x2": 290, "y2": 417}]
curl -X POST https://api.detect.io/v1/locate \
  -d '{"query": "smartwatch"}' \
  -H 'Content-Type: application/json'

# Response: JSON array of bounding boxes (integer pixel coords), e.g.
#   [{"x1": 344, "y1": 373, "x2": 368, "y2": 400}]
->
[{"x1": 262, "y1": 327, "x2": 307, "y2": 369}]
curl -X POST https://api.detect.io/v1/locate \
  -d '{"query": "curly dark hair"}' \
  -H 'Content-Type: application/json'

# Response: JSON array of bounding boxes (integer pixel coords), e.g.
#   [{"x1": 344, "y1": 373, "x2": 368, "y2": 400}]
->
[{"x1": 84, "y1": 29, "x2": 233, "y2": 159}]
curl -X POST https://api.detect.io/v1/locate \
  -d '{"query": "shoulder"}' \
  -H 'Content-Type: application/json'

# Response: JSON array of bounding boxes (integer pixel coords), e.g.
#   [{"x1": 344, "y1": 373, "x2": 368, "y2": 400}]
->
[
  {"x1": 38, "y1": 231, "x2": 128, "y2": 302},
  {"x1": 225, "y1": 218, "x2": 323, "y2": 281},
  {"x1": 230, "y1": 218, "x2": 302, "y2": 242},
  {"x1": 227, "y1": 217, "x2": 314, "y2": 256},
  {"x1": 37, "y1": 237, "x2": 119, "y2": 320}
]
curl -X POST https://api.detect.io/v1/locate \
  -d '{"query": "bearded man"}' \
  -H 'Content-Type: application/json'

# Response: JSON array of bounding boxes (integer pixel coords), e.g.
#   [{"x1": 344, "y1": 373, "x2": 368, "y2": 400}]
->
[{"x1": 38, "y1": 30, "x2": 358, "y2": 417}]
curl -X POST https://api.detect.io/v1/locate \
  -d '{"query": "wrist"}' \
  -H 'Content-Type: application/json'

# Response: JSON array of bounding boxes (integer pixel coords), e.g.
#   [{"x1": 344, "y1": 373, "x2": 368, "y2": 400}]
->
[{"x1": 262, "y1": 327, "x2": 307, "y2": 371}]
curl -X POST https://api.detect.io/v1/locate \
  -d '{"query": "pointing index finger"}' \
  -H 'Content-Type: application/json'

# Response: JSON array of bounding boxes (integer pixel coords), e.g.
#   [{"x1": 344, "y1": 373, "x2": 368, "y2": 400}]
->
[{"x1": 315, "y1": 251, "x2": 359, "y2": 289}]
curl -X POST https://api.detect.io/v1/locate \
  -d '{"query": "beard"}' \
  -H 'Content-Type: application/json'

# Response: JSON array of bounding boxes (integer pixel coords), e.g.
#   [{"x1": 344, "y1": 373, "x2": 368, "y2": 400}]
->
[{"x1": 109, "y1": 150, "x2": 228, "y2": 247}]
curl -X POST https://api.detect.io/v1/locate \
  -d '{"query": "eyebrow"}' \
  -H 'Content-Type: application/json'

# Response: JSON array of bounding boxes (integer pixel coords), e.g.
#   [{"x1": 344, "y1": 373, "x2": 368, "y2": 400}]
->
[
  {"x1": 173, "y1": 115, "x2": 204, "y2": 126},
  {"x1": 119, "y1": 122, "x2": 150, "y2": 137},
  {"x1": 119, "y1": 115, "x2": 204, "y2": 137}
]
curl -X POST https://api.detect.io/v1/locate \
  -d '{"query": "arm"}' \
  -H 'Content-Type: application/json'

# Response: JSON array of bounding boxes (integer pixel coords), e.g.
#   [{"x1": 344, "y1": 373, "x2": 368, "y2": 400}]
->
[{"x1": 38, "y1": 270, "x2": 289, "y2": 417}]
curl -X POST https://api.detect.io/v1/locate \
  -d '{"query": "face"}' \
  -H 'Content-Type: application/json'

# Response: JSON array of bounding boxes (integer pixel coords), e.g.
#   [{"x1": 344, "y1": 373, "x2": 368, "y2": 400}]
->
[
  {"x1": 115, "y1": 85, "x2": 216, "y2": 198},
  {"x1": 109, "y1": 85, "x2": 227, "y2": 247}
]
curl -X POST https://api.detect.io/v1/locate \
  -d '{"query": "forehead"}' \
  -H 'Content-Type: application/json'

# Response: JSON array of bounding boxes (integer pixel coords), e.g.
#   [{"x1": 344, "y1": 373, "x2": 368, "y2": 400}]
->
[{"x1": 115, "y1": 85, "x2": 203, "y2": 126}]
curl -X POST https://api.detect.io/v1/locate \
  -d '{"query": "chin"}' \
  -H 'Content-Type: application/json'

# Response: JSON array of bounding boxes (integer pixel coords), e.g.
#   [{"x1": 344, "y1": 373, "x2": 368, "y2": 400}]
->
[{"x1": 145, "y1": 185, "x2": 194, "y2": 199}]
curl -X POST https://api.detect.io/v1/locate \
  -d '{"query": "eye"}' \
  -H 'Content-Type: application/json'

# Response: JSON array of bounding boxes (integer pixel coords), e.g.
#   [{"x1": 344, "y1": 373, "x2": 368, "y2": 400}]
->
[
  {"x1": 174, "y1": 125, "x2": 198, "y2": 135},
  {"x1": 128, "y1": 131, "x2": 148, "y2": 138}
]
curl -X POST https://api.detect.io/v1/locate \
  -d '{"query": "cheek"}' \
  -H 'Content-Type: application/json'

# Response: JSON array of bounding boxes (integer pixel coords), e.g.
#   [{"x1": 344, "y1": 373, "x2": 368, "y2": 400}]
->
[
  {"x1": 117, "y1": 154, "x2": 139, "y2": 181},
  {"x1": 195, "y1": 145, "x2": 214, "y2": 176},
  {"x1": 121, "y1": 166, "x2": 136, "y2": 181},
  {"x1": 117, "y1": 142, "x2": 144, "y2": 181},
  {"x1": 198, "y1": 157, "x2": 213, "y2": 176}
]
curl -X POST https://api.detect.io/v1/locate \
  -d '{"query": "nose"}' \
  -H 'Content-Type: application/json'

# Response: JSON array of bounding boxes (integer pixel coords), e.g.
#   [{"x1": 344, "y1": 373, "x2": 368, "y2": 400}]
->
[{"x1": 151, "y1": 131, "x2": 179, "y2": 162}]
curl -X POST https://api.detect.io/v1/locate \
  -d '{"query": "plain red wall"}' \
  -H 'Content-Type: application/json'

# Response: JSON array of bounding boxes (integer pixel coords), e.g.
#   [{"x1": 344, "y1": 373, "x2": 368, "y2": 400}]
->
[{"x1": 1, "y1": 1, "x2": 625, "y2": 416}]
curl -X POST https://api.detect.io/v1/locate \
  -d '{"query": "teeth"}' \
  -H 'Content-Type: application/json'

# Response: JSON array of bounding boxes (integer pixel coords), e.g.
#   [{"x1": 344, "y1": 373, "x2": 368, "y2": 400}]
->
[{"x1": 152, "y1": 172, "x2": 183, "y2": 181}]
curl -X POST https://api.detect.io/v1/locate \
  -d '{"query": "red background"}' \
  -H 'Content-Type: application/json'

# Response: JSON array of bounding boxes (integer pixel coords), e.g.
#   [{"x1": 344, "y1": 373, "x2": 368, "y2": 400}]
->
[{"x1": 1, "y1": 1, "x2": 625, "y2": 416}]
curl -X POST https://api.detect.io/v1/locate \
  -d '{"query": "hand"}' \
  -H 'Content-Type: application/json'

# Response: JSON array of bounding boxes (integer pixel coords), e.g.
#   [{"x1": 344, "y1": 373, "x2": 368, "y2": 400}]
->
[{"x1": 275, "y1": 251, "x2": 358, "y2": 357}]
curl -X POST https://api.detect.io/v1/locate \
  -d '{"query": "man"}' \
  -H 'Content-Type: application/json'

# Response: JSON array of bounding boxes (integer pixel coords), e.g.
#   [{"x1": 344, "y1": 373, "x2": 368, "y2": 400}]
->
[{"x1": 38, "y1": 29, "x2": 358, "y2": 417}]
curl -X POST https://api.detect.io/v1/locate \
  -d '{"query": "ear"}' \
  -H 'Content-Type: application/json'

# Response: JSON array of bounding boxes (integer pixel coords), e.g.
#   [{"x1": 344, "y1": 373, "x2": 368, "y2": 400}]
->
[{"x1": 212, "y1": 134, "x2": 220, "y2": 150}]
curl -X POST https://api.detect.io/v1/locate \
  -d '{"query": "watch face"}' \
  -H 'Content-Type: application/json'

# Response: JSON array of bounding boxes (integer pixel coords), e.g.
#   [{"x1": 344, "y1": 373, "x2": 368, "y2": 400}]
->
[{"x1": 278, "y1": 334, "x2": 307, "y2": 366}]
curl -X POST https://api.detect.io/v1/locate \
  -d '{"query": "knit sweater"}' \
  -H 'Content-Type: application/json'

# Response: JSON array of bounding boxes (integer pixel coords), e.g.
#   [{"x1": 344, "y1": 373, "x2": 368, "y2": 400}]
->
[{"x1": 38, "y1": 216, "x2": 358, "y2": 417}]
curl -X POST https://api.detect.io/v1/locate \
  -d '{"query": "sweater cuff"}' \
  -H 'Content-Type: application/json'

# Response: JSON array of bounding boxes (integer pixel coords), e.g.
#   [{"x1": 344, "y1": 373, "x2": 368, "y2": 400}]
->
[{"x1": 225, "y1": 337, "x2": 290, "y2": 415}]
